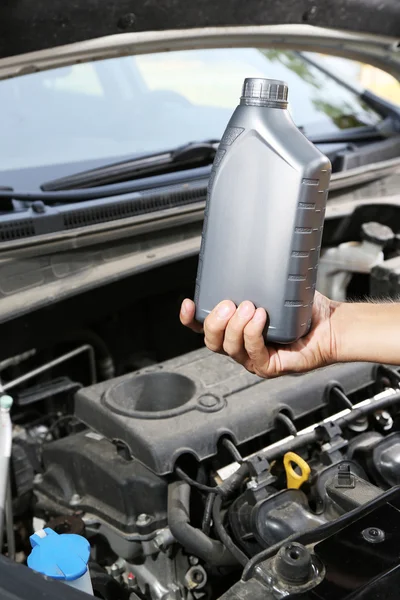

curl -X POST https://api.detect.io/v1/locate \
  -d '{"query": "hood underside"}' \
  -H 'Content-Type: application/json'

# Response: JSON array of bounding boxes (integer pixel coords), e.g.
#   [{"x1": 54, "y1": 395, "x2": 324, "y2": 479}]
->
[{"x1": 0, "y1": 0, "x2": 399, "y2": 61}]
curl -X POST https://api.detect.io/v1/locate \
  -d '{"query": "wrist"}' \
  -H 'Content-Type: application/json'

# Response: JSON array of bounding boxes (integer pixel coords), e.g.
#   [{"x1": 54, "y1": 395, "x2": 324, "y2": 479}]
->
[
  {"x1": 331, "y1": 300, "x2": 400, "y2": 365},
  {"x1": 331, "y1": 302, "x2": 364, "y2": 363}
]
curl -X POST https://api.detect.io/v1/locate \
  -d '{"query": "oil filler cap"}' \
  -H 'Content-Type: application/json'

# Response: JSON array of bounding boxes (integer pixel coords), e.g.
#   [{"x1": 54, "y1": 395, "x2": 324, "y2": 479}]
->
[{"x1": 240, "y1": 78, "x2": 288, "y2": 108}]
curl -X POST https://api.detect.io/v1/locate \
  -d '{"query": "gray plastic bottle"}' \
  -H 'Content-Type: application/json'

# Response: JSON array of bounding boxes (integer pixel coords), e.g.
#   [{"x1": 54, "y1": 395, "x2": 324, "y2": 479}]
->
[{"x1": 194, "y1": 78, "x2": 331, "y2": 343}]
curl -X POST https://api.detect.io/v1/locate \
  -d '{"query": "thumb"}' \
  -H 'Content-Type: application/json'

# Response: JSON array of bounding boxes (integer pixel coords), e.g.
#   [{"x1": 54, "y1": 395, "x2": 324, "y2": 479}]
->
[
  {"x1": 180, "y1": 299, "x2": 204, "y2": 333},
  {"x1": 243, "y1": 308, "x2": 273, "y2": 377}
]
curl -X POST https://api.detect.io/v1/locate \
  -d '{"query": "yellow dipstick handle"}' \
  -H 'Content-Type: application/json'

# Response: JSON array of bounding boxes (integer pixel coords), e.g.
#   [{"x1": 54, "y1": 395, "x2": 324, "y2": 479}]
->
[{"x1": 284, "y1": 452, "x2": 311, "y2": 490}]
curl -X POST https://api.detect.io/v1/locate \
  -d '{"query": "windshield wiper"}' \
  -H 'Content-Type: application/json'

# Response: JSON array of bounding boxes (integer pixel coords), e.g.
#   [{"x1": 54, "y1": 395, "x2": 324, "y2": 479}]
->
[
  {"x1": 41, "y1": 140, "x2": 219, "y2": 192},
  {"x1": 42, "y1": 127, "x2": 394, "y2": 192},
  {"x1": 0, "y1": 127, "x2": 398, "y2": 206}
]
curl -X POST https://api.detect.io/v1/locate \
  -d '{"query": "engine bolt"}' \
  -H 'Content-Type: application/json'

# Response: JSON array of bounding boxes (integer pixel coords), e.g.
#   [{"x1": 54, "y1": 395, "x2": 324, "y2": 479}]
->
[
  {"x1": 70, "y1": 494, "x2": 82, "y2": 506},
  {"x1": 136, "y1": 513, "x2": 151, "y2": 526},
  {"x1": 246, "y1": 479, "x2": 258, "y2": 490},
  {"x1": 33, "y1": 473, "x2": 43, "y2": 485},
  {"x1": 110, "y1": 557, "x2": 126, "y2": 576},
  {"x1": 362, "y1": 527, "x2": 385, "y2": 544},
  {"x1": 189, "y1": 556, "x2": 199, "y2": 566},
  {"x1": 193, "y1": 570, "x2": 204, "y2": 583},
  {"x1": 184, "y1": 566, "x2": 207, "y2": 590},
  {"x1": 375, "y1": 411, "x2": 393, "y2": 431}
]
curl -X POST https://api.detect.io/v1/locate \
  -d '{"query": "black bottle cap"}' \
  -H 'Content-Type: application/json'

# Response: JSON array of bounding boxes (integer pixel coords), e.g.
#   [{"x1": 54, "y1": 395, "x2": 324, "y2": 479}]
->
[{"x1": 240, "y1": 78, "x2": 288, "y2": 108}]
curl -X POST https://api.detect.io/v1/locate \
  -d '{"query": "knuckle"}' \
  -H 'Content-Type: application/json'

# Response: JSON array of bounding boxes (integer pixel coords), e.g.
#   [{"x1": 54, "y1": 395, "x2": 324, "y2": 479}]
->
[
  {"x1": 243, "y1": 327, "x2": 256, "y2": 345},
  {"x1": 204, "y1": 337, "x2": 220, "y2": 353},
  {"x1": 222, "y1": 338, "x2": 240, "y2": 357},
  {"x1": 230, "y1": 352, "x2": 245, "y2": 365},
  {"x1": 246, "y1": 344, "x2": 260, "y2": 361},
  {"x1": 204, "y1": 318, "x2": 222, "y2": 336},
  {"x1": 222, "y1": 340, "x2": 232, "y2": 355},
  {"x1": 226, "y1": 318, "x2": 243, "y2": 336},
  {"x1": 254, "y1": 366, "x2": 268, "y2": 378}
]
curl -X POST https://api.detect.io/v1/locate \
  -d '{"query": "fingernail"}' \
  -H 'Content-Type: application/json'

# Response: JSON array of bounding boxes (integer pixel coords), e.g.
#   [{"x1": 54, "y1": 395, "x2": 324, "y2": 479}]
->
[
  {"x1": 216, "y1": 302, "x2": 232, "y2": 319},
  {"x1": 253, "y1": 308, "x2": 266, "y2": 324},
  {"x1": 181, "y1": 300, "x2": 190, "y2": 316},
  {"x1": 238, "y1": 301, "x2": 254, "y2": 318}
]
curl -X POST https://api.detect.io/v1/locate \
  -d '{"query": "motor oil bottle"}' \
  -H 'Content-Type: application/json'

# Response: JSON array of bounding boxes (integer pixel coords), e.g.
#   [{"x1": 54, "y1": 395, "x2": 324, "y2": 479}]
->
[{"x1": 194, "y1": 78, "x2": 331, "y2": 343}]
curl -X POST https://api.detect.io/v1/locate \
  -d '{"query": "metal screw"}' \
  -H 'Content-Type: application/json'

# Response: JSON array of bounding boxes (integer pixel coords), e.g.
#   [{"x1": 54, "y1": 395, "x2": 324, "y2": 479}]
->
[
  {"x1": 246, "y1": 479, "x2": 258, "y2": 490},
  {"x1": 189, "y1": 556, "x2": 199, "y2": 566},
  {"x1": 193, "y1": 571, "x2": 204, "y2": 583},
  {"x1": 136, "y1": 513, "x2": 151, "y2": 526},
  {"x1": 184, "y1": 566, "x2": 207, "y2": 590},
  {"x1": 70, "y1": 494, "x2": 82, "y2": 506},
  {"x1": 154, "y1": 528, "x2": 175, "y2": 551},
  {"x1": 348, "y1": 416, "x2": 369, "y2": 433},
  {"x1": 362, "y1": 527, "x2": 385, "y2": 544},
  {"x1": 375, "y1": 411, "x2": 393, "y2": 431},
  {"x1": 33, "y1": 473, "x2": 43, "y2": 485},
  {"x1": 110, "y1": 557, "x2": 126, "y2": 576}
]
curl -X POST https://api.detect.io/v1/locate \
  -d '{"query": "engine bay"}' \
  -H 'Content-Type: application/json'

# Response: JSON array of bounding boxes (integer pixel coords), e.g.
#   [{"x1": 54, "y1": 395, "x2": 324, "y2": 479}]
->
[
  {"x1": 3, "y1": 331, "x2": 400, "y2": 599},
  {"x1": 0, "y1": 205, "x2": 399, "y2": 600}
]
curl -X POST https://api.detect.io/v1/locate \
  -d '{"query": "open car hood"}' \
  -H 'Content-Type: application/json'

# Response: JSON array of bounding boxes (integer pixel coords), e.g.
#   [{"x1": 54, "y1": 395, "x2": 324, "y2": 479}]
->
[{"x1": 0, "y1": 0, "x2": 399, "y2": 78}]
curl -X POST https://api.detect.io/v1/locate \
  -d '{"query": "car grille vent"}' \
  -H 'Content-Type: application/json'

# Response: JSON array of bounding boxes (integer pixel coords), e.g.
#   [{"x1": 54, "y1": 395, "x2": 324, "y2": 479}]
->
[
  {"x1": 63, "y1": 187, "x2": 206, "y2": 230},
  {"x1": 0, "y1": 220, "x2": 35, "y2": 241}
]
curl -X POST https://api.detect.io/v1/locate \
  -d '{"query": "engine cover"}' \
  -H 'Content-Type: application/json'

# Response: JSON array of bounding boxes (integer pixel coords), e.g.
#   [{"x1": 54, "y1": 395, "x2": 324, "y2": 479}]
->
[
  {"x1": 74, "y1": 348, "x2": 379, "y2": 475},
  {"x1": 36, "y1": 431, "x2": 167, "y2": 538}
]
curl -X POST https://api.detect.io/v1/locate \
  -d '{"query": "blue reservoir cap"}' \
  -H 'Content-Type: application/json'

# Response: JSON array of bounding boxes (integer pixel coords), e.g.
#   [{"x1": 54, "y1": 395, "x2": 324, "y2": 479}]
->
[{"x1": 28, "y1": 528, "x2": 90, "y2": 581}]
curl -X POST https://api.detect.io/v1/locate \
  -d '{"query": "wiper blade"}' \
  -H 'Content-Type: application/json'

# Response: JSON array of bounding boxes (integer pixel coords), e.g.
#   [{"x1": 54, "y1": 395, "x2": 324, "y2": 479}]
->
[
  {"x1": 1, "y1": 130, "x2": 398, "y2": 206},
  {"x1": 306, "y1": 126, "x2": 386, "y2": 145},
  {"x1": 42, "y1": 140, "x2": 219, "y2": 192},
  {"x1": 0, "y1": 166, "x2": 212, "y2": 204}
]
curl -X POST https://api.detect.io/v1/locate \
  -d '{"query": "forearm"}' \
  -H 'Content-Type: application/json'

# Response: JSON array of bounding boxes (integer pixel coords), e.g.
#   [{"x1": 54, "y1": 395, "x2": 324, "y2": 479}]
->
[{"x1": 333, "y1": 300, "x2": 400, "y2": 365}]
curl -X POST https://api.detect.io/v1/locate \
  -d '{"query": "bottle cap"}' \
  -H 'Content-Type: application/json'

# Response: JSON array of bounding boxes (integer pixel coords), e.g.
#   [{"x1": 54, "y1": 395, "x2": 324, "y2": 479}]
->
[
  {"x1": 361, "y1": 221, "x2": 394, "y2": 247},
  {"x1": 240, "y1": 78, "x2": 288, "y2": 108},
  {"x1": 27, "y1": 528, "x2": 90, "y2": 581}
]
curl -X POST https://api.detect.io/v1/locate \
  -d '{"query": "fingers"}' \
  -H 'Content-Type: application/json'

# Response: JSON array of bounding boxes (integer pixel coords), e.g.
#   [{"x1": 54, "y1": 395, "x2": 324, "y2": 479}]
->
[
  {"x1": 180, "y1": 299, "x2": 204, "y2": 333},
  {"x1": 181, "y1": 299, "x2": 271, "y2": 376},
  {"x1": 223, "y1": 301, "x2": 256, "y2": 365},
  {"x1": 203, "y1": 300, "x2": 237, "y2": 352},
  {"x1": 243, "y1": 308, "x2": 271, "y2": 376}
]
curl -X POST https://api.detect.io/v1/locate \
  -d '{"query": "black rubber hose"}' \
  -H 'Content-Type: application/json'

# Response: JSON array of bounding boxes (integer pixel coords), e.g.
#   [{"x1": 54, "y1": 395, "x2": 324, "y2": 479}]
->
[
  {"x1": 218, "y1": 463, "x2": 250, "y2": 499},
  {"x1": 212, "y1": 495, "x2": 248, "y2": 567},
  {"x1": 61, "y1": 329, "x2": 115, "y2": 380},
  {"x1": 202, "y1": 493, "x2": 216, "y2": 535},
  {"x1": 175, "y1": 466, "x2": 222, "y2": 495},
  {"x1": 168, "y1": 481, "x2": 237, "y2": 567},
  {"x1": 242, "y1": 484, "x2": 400, "y2": 581},
  {"x1": 222, "y1": 438, "x2": 243, "y2": 463},
  {"x1": 331, "y1": 387, "x2": 353, "y2": 410},
  {"x1": 274, "y1": 412, "x2": 297, "y2": 436}
]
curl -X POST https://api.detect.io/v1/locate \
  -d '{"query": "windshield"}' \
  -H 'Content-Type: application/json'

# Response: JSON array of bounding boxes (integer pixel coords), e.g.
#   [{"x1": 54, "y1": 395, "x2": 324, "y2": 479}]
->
[{"x1": 0, "y1": 48, "x2": 382, "y2": 171}]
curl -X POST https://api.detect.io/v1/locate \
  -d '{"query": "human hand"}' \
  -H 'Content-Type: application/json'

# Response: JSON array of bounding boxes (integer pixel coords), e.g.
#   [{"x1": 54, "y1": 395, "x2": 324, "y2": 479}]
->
[{"x1": 179, "y1": 292, "x2": 341, "y2": 378}]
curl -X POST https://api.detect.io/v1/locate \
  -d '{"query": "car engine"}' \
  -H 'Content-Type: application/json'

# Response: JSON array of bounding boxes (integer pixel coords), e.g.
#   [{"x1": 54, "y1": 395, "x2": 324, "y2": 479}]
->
[{"x1": 3, "y1": 339, "x2": 400, "y2": 600}]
